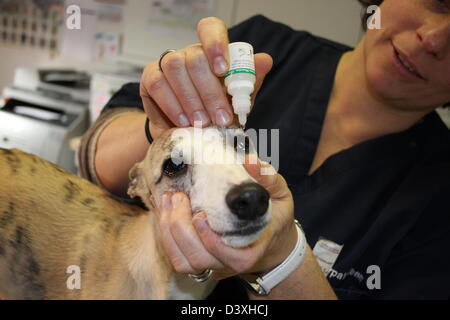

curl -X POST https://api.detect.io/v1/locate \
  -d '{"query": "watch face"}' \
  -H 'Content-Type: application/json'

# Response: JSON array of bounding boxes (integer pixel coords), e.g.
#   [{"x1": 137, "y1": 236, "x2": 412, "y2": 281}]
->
[
  {"x1": 256, "y1": 285, "x2": 268, "y2": 295},
  {"x1": 239, "y1": 275, "x2": 268, "y2": 296}
]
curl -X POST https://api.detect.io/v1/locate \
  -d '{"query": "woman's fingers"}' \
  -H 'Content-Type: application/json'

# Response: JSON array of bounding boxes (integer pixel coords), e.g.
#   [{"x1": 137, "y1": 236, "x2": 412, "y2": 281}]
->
[
  {"x1": 185, "y1": 45, "x2": 233, "y2": 127},
  {"x1": 243, "y1": 157, "x2": 297, "y2": 271},
  {"x1": 192, "y1": 214, "x2": 267, "y2": 274},
  {"x1": 197, "y1": 17, "x2": 230, "y2": 76},
  {"x1": 159, "y1": 193, "x2": 196, "y2": 273},
  {"x1": 140, "y1": 62, "x2": 190, "y2": 128},
  {"x1": 252, "y1": 53, "x2": 274, "y2": 104},
  {"x1": 140, "y1": 16, "x2": 274, "y2": 130},
  {"x1": 169, "y1": 193, "x2": 225, "y2": 272},
  {"x1": 159, "y1": 192, "x2": 225, "y2": 274},
  {"x1": 159, "y1": 191, "x2": 270, "y2": 276},
  {"x1": 244, "y1": 157, "x2": 291, "y2": 201},
  {"x1": 142, "y1": 45, "x2": 234, "y2": 128},
  {"x1": 161, "y1": 49, "x2": 212, "y2": 127}
]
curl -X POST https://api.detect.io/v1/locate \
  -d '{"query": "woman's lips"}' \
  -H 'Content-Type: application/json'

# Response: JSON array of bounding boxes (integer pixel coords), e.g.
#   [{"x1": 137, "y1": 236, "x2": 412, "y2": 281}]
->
[{"x1": 392, "y1": 44, "x2": 426, "y2": 81}]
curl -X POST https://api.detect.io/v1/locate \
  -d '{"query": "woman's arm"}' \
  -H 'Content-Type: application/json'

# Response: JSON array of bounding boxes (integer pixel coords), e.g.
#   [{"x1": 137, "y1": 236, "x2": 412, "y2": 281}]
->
[
  {"x1": 93, "y1": 112, "x2": 149, "y2": 197},
  {"x1": 248, "y1": 247, "x2": 337, "y2": 300}
]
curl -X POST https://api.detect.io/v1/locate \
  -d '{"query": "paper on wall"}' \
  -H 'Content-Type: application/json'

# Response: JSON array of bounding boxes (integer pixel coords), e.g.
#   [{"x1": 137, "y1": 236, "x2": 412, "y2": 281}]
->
[
  {"x1": 60, "y1": 0, "x2": 124, "y2": 62},
  {"x1": 148, "y1": 0, "x2": 214, "y2": 38},
  {"x1": 60, "y1": 0, "x2": 98, "y2": 61}
]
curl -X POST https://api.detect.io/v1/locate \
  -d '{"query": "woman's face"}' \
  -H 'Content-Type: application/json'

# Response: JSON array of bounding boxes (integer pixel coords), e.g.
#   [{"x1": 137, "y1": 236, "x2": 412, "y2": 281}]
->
[{"x1": 363, "y1": 0, "x2": 450, "y2": 111}]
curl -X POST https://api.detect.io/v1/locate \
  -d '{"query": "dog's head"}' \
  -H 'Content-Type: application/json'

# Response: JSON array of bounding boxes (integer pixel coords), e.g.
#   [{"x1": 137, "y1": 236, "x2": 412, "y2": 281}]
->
[{"x1": 128, "y1": 126, "x2": 271, "y2": 248}]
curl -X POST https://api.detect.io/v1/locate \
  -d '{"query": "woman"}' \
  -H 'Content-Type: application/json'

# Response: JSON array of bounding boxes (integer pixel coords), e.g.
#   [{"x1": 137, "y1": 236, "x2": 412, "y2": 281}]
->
[{"x1": 80, "y1": 0, "x2": 450, "y2": 299}]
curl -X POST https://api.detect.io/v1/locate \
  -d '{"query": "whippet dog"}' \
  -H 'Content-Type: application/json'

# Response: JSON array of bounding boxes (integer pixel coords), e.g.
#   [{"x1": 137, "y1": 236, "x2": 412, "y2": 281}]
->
[{"x1": 0, "y1": 126, "x2": 271, "y2": 299}]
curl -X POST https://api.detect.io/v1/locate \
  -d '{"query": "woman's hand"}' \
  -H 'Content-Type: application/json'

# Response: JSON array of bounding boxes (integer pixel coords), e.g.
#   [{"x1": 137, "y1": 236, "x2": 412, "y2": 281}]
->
[
  {"x1": 139, "y1": 17, "x2": 273, "y2": 139},
  {"x1": 156, "y1": 159, "x2": 298, "y2": 280}
]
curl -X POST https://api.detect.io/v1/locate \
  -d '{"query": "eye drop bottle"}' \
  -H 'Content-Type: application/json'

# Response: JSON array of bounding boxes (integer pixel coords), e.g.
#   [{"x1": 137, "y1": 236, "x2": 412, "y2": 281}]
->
[{"x1": 224, "y1": 42, "x2": 256, "y2": 128}]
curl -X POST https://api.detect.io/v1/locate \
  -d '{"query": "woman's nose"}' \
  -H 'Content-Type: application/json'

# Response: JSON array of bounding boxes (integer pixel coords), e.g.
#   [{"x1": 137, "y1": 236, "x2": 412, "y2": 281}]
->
[{"x1": 417, "y1": 17, "x2": 450, "y2": 60}]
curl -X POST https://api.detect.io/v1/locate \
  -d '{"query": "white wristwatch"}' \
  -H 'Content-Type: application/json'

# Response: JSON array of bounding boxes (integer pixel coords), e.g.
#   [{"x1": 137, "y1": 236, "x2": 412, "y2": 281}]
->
[{"x1": 241, "y1": 220, "x2": 307, "y2": 295}]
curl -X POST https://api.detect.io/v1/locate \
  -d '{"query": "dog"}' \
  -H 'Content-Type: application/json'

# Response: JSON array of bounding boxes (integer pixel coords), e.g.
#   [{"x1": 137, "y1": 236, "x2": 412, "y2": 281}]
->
[{"x1": 0, "y1": 126, "x2": 271, "y2": 299}]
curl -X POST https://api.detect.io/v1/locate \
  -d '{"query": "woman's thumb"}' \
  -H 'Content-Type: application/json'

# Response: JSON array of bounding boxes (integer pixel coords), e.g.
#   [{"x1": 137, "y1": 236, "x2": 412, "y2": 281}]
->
[
  {"x1": 251, "y1": 53, "x2": 273, "y2": 103},
  {"x1": 243, "y1": 157, "x2": 290, "y2": 200}
]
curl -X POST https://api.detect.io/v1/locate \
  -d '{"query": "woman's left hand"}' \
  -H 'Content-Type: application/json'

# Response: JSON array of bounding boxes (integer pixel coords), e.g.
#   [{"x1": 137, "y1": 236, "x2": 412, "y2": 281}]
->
[{"x1": 157, "y1": 159, "x2": 298, "y2": 280}]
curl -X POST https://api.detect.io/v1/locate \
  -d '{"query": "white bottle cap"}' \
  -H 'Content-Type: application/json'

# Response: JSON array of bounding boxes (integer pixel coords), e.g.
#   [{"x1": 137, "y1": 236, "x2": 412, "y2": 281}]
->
[{"x1": 232, "y1": 93, "x2": 251, "y2": 126}]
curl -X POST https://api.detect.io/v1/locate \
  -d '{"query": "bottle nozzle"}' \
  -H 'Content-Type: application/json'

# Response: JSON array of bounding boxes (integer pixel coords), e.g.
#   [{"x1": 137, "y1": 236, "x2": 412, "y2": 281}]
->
[
  {"x1": 238, "y1": 113, "x2": 247, "y2": 128},
  {"x1": 232, "y1": 94, "x2": 251, "y2": 127}
]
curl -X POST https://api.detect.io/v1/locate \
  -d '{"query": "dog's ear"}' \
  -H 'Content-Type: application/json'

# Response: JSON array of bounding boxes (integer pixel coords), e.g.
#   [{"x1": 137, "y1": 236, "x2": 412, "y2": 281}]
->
[{"x1": 128, "y1": 161, "x2": 153, "y2": 210}]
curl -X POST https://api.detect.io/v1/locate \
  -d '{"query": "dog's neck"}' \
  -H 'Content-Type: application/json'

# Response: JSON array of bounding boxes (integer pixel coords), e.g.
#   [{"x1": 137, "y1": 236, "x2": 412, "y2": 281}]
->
[
  {"x1": 117, "y1": 213, "x2": 171, "y2": 299},
  {"x1": 118, "y1": 211, "x2": 216, "y2": 299}
]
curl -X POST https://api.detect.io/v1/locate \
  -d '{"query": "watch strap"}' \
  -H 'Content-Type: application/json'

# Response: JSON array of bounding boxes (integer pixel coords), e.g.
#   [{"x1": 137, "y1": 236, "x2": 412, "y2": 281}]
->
[{"x1": 242, "y1": 220, "x2": 307, "y2": 295}]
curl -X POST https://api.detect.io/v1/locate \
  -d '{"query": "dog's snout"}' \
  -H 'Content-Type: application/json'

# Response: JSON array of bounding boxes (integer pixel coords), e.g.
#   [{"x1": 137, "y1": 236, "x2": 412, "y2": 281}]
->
[{"x1": 226, "y1": 182, "x2": 269, "y2": 220}]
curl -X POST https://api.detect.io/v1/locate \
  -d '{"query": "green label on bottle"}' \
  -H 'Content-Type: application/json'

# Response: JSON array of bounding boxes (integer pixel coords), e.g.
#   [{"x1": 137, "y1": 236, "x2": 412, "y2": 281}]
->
[{"x1": 224, "y1": 68, "x2": 256, "y2": 78}]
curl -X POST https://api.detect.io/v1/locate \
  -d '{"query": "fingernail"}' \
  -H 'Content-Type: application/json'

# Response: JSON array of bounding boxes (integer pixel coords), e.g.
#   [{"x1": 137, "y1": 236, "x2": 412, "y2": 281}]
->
[
  {"x1": 162, "y1": 193, "x2": 172, "y2": 210},
  {"x1": 260, "y1": 163, "x2": 276, "y2": 176},
  {"x1": 172, "y1": 193, "x2": 183, "y2": 208},
  {"x1": 216, "y1": 109, "x2": 231, "y2": 127},
  {"x1": 246, "y1": 154, "x2": 258, "y2": 165},
  {"x1": 192, "y1": 110, "x2": 211, "y2": 126},
  {"x1": 214, "y1": 56, "x2": 228, "y2": 75},
  {"x1": 193, "y1": 217, "x2": 208, "y2": 235},
  {"x1": 178, "y1": 113, "x2": 190, "y2": 127}
]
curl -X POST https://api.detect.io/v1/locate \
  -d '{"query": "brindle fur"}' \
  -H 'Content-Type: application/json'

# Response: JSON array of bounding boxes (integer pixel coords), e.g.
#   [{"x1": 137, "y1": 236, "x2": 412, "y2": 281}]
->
[{"x1": 0, "y1": 148, "x2": 172, "y2": 299}]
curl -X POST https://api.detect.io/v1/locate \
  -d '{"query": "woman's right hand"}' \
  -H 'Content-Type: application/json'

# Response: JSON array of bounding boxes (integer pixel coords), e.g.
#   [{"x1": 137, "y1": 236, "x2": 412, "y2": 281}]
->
[{"x1": 140, "y1": 17, "x2": 273, "y2": 140}]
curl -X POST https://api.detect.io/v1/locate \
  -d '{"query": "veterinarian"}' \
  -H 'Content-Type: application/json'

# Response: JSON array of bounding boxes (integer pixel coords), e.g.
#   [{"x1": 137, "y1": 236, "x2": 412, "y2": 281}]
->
[{"x1": 79, "y1": 0, "x2": 450, "y2": 299}]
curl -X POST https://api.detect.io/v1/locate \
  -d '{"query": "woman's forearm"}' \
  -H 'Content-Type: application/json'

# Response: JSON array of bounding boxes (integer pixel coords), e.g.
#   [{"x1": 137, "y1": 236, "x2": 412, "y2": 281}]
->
[
  {"x1": 95, "y1": 112, "x2": 150, "y2": 197},
  {"x1": 248, "y1": 246, "x2": 338, "y2": 300}
]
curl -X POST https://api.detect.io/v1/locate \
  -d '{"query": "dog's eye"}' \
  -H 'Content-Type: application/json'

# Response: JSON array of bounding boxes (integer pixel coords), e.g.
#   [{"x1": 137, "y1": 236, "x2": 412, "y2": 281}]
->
[
  {"x1": 163, "y1": 158, "x2": 187, "y2": 177},
  {"x1": 234, "y1": 136, "x2": 250, "y2": 154}
]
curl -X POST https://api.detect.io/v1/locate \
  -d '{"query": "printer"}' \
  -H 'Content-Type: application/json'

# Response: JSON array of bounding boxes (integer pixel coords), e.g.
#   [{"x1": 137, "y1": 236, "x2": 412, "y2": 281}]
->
[{"x1": 0, "y1": 68, "x2": 90, "y2": 174}]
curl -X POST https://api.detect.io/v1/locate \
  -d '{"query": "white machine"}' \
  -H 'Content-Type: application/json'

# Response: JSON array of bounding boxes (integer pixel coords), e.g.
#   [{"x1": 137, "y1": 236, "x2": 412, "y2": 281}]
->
[
  {"x1": 0, "y1": 68, "x2": 90, "y2": 174},
  {"x1": 89, "y1": 70, "x2": 140, "y2": 124}
]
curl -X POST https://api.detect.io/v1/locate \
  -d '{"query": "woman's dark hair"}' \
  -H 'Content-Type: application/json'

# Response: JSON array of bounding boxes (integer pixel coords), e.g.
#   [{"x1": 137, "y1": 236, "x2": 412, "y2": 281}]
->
[{"x1": 358, "y1": 0, "x2": 450, "y2": 109}]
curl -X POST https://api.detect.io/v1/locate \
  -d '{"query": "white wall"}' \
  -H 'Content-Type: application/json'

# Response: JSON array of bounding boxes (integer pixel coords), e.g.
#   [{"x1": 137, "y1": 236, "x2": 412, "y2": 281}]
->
[
  {"x1": 233, "y1": 0, "x2": 363, "y2": 46},
  {"x1": 120, "y1": 0, "x2": 236, "y2": 65},
  {"x1": 121, "y1": 0, "x2": 363, "y2": 66}
]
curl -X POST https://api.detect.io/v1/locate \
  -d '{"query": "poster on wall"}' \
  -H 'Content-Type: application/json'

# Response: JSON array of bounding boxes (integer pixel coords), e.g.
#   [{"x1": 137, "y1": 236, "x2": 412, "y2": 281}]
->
[
  {"x1": 0, "y1": 0, "x2": 63, "y2": 54},
  {"x1": 148, "y1": 0, "x2": 215, "y2": 38},
  {"x1": 60, "y1": 0, "x2": 124, "y2": 62}
]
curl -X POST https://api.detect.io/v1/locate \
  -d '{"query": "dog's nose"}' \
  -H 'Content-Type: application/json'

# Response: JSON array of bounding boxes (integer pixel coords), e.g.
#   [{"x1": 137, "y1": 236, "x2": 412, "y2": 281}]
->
[{"x1": 226, "y1": 182, "x2": 270, "y2": 220}]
